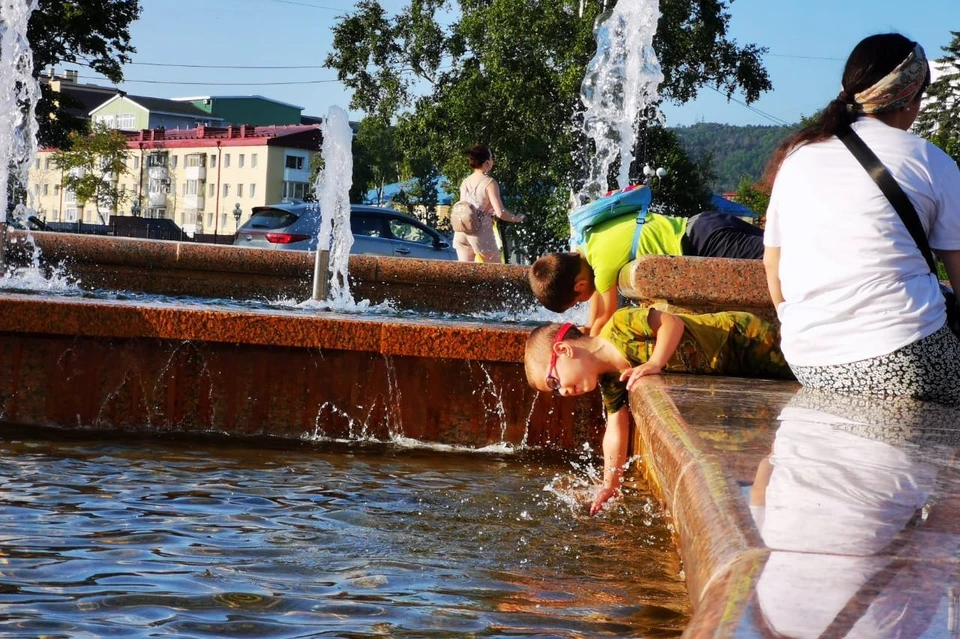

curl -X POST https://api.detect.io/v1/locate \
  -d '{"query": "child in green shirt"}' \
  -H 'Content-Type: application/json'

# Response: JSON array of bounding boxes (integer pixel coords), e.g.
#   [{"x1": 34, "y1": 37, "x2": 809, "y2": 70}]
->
[
  {"x1": 528, "y1": 211, "x2": 764, "y2": 336},
  {"x1": 524, "y1": 306, "x2": 792, "y2": 516}
]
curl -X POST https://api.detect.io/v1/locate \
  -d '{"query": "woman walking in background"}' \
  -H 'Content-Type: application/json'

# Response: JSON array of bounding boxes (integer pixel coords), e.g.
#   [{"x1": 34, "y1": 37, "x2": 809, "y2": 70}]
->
[
  {"x1": 454, "y1": 145, "x2": 525, "y2": 263},
  {"x1": 763, "y1": 32, "x2": 960, "y2": 403}
]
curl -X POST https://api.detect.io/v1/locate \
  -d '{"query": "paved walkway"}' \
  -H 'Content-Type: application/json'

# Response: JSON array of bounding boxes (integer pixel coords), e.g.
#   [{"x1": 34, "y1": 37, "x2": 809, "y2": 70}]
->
[{"x1": 632, "y1": 375, "x2": 960, "y2": 638}]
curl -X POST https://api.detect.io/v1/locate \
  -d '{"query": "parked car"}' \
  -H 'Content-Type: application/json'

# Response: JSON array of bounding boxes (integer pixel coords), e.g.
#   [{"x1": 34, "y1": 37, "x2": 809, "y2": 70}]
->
[{"x1": 233, "y1": 202, "x2": 457, "y2": 260}]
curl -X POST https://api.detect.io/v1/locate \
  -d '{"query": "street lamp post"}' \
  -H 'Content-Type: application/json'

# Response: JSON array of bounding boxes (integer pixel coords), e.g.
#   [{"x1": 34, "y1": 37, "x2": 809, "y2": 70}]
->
[{"x1": 232, "y1": 203, "x2": 242, "y2": 233}]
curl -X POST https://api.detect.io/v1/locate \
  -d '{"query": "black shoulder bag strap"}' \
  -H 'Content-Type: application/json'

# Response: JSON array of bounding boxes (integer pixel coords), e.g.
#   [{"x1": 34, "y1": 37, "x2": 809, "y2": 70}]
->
[{"x1": 835, "y1": 125, "x2": 938, "y2": 274}]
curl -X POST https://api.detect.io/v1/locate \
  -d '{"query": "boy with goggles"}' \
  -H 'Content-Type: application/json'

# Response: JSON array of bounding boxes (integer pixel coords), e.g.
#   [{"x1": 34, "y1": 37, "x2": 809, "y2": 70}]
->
[{"x1": 524, "y1": 307, "x2": 792, "y2": 515}]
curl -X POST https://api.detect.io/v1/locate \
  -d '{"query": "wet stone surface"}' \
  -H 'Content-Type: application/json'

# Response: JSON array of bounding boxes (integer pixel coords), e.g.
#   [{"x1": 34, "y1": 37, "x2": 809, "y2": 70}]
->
[{"x1": 647, "y1": 375, "x2": 960, "y2": 638}]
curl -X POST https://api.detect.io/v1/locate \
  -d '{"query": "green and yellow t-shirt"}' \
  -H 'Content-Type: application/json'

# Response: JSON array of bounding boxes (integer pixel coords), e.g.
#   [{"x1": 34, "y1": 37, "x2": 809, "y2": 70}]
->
[
  {"x1": 580, "y1": 213, "x2": 687, "y2": 294},
  {"x1": 598, "y1": 308, "x2": 791, "y2": 414}
]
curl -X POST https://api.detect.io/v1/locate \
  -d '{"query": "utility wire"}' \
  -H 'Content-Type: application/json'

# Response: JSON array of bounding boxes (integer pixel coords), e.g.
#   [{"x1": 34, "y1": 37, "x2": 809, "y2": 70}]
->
[
  {"x1": 77, "y1": 72, "x2": 341, "y2": 87},
  {"x1": 704, "y1": 85, "x2": 793, "y2": 126},
  {"x1": 131, "y1": 61, "x2": 326, "y2": 70}
]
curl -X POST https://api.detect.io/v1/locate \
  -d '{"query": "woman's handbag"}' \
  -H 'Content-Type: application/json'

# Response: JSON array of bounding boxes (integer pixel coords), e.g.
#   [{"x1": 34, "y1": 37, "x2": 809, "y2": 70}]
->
[
  {"x1": 837, "y1": 125, "x2": 960, "y2": 339},
  {"x1": 451, "y1": 177, "x2": 493, "y2": 235}
]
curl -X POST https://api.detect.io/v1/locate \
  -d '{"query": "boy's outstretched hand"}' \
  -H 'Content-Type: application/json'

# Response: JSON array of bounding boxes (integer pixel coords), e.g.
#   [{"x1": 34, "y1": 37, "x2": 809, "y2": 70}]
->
[
  {"x1": 619, "y1": 362, "x2": 663, "y2": 390},
  {"x1": 590, "y1": 486, "x2": 619, "y2": 516}
]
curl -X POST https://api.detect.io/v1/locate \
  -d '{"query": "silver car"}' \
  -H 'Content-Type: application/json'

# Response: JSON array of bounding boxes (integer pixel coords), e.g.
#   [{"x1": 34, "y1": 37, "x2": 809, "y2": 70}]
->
[{"x1": 233, "y1": 202, "x2": 456, "y2": 260}]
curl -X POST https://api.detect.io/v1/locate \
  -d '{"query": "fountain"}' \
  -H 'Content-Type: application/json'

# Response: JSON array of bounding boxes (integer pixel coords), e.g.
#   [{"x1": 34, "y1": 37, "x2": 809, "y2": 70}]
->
[
  {"x1": 0, "y1": 0, "x2": 39, "y2": 272},
  {"x1": 578, "y1": 0, "x2": 663, "y2": 201},
  {"x1": 0, "y1": 0, "x2": 826, "y2": 634}
]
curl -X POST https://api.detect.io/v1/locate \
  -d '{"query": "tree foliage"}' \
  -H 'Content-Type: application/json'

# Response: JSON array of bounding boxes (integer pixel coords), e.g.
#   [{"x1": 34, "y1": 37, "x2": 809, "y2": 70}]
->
[
  {"x1": 326, "y1": 0, "x2": 771, "y2": 256},
  {"x1": 29, "y1": 0, "x2": 142, "y2": 148},
  {"x1": 52, "y1": 123, "x2": 130, "y2": 223},
  {"x1": 915, "y1": 31, "x2": 960, "y2": 164}
]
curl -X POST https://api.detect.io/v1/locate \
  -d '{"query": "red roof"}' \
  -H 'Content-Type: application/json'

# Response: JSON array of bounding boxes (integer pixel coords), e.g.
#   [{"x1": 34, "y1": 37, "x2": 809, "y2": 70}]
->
[{"x1": 124, "y1": 124, "x2": 321, "y2": 150}]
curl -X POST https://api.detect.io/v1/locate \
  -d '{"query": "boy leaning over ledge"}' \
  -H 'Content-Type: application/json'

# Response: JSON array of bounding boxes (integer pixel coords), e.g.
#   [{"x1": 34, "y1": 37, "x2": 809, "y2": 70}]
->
[{"x1": 524, "y1": 306, "x2": 792, "y2": 516}]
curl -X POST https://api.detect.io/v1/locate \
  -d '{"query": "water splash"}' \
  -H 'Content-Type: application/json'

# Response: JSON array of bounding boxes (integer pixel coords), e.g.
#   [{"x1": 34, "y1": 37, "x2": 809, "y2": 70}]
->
[
  {"x1": 0, "y1": 0, "x2": 40, "y2": 226},
  {"x1": 578, "y1": 0, "x2": 664, "y2": 202},
  {"x1": 314, "y1": 106, "x2": 355, "y2": 304}
]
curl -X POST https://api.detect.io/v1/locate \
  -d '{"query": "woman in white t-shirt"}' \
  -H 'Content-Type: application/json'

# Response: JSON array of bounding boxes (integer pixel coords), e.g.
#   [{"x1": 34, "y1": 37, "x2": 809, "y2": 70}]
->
[
  {"x1": 763, "y1": 33, "x2": 960, "y2": 404},
  {"x1": 453, "y1": 145, "x2": 525, "y2": 263}
]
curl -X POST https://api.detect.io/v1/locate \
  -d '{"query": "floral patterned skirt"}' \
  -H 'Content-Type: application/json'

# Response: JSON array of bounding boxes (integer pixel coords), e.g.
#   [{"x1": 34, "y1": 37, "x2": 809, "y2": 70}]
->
[{"x1": 791, "y1": 324, "x2": 960, "y2": 405}]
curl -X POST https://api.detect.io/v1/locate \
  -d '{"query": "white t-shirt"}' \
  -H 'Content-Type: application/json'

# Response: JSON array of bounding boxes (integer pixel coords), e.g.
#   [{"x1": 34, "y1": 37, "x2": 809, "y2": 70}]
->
[{"x1": 764, "y1": 118, "x2": 960, "y2": 366}]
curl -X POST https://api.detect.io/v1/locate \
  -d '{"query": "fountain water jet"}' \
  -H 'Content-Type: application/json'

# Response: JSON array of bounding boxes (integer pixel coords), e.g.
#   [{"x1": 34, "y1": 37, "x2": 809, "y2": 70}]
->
[
  {"x1": 0, "y1": 0, "x2": 41, "y2": 273},
  {"x1": 578, "y1": 0, "x2": 664, "y2": 202},
  {"x1": 312, "y1": 105, "x2": 354, "y2": 303}
]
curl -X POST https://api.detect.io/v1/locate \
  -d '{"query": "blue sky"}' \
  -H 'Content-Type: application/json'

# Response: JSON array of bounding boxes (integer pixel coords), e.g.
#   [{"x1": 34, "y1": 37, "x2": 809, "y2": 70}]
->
[{"x1": 72, "y1": 0, "x2": 960, "y2": 128}]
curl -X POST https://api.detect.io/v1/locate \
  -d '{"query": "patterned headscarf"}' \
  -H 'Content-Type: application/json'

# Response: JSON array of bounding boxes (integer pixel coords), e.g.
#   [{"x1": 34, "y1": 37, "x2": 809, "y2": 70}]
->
[{"x1": 851, "y1": 44, "x2": 928, "y2": 114}]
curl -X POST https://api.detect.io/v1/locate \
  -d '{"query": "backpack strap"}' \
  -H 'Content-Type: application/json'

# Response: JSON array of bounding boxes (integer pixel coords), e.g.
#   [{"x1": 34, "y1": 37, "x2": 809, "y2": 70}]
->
[{"x1": 628, "y1": 207, "x2": 649, "y2": 262}]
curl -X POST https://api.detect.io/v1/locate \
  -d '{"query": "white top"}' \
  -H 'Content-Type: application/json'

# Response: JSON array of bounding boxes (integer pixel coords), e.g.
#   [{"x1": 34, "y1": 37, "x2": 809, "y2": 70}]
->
[{"x1": 764, "y1": 118, "x2": 960, "y2": 366}]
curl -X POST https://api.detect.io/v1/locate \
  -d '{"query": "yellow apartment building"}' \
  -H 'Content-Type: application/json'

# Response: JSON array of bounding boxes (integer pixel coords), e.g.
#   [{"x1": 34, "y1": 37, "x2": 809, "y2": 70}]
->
[{"x1": 27, "y1": 124, "x2": 321, "y2": 236}]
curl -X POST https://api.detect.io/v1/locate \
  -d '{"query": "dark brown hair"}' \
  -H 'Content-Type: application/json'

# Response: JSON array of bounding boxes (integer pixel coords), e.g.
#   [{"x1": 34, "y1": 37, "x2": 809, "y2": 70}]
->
[
  {"x1": 466, "y1": 144, "x2": 492, "y2": 169},
  {"x1": 529, "y1": 252, "x2": 584, "y2": 312},
  {"x1": 524, "y1": 323, "x2": 585, "y2": 388},
  {"x1": 762, "y1": 33, "x2": 930, "y2": 190}
]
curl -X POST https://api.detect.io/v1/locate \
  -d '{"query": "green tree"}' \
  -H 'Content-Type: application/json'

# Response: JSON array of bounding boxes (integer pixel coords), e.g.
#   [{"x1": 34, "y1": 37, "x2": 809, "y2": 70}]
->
[
  {"x1": 734, "y1": 175, "x2": 770, "y2": 223},
  {"x1": 352, "y1": 117, "x2": 400, "y2": 204},
  {"x1": 52, "y1": 123, "x2": 130, "y2": 224},
  {"x1": 30, "y1": 0, "x2": 142, "y2": 148},
  {"x1": 326, "y1": 0, "x2": 770, "y2": 256},
  {"x1": 915, "y1": 31, "x2": 960, "y2": 164}
]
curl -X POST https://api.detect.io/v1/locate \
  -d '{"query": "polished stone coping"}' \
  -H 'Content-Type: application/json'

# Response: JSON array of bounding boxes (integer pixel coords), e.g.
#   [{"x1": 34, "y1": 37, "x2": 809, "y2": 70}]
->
[
  {"x1": 619, "y1": 255, "x2": 774, "y2": 318},
  {"x1": 4, "y1": 230, "x2": 535, "y2": 314},
  {"x1": 0, "y1": 292, "x2": 528, "y2": 363},
  {"x1": 628, "y1": 375, "x2": 960, "y2": 637}
]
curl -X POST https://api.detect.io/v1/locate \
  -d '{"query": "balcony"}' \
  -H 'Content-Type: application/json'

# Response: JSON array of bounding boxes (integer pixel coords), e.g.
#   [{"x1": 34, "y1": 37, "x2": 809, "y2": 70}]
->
[
  {"x1": 147, "y1": 192, "x2": 167, "y2": 207},
  {"x1": 147, "y1": 166, "x2": 168, "y2": 180},
  {"x1": 185, "y1": 166, "x2": 206, "y2": 181},
  {"x1": 283, "y1": 167, "x2": 310, "y2": 183},
  {"x1": 183, "y1": 194, "x2": 205, "y2": 210}
]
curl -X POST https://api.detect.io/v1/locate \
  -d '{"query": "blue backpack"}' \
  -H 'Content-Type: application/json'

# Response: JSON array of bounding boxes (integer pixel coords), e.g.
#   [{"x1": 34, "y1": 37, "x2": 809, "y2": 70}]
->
[{"x1": 569, "y1": 185, "x2": 652, "y2": 261}]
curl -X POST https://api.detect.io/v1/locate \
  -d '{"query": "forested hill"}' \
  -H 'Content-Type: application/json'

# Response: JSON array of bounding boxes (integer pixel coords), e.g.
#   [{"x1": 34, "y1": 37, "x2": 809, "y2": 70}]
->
[{"x1": 673, "y1": 122, "x2": 797, "y2": 192}]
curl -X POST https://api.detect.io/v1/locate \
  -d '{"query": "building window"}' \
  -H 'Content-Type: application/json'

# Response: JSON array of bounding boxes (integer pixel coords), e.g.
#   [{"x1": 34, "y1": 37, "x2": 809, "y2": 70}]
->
[
  {"x1": 237, "y1": 183, "x2": 243, "y2": 198},
  {"x1": 186, "y1": 154, "x2": 205, "y2": 167},
  {"x1": 116, "y1": 113, "x2": 135, "y2": 130},
  {"x1": 224, "y1": 154, "x2": 231, "y2": 168},
  {"x1": 171, "y1": 155, "x2": 179, "y2": 169},
  {"x1": 186, "y1": 180, "x2": 199, "y2": 196},
  {"x1": 250, "y1": 183, "x2": 256, "y2": 198},
  {"x1": 223, "y1": 184, "x2": 230, "y2": 198},
  {"x1": 52, "y1": 208, "x2": 58, "y2": 220},
  {"x1": 238, "y1": 154, "x2": 245, "y2": 168},
  {"x1": 207, "y1": 212, "x2": 214, "y2": 227},
  {"x1": 65, "y1": 208, "x2": 78, "y2": 222},
  {"x1": 133, "y1": 156, "x2": 140, "y2": 170},
  {"x1": 251, "y1": 154, "x2": 258, "y2": 168},
  {"x1": 44, "y1": 158, "x2": 51, "y2": 170},
  {"x1": 210, "y1": 154, "x2": 217, "y2": 168},
  {"x1": 208, "y1": 183, "x2": 215, "y2": 198},
  {"x1": 285, "y1": 155, "x2": 304, "y2": 170},
  {"x1": 34, "y1": 159, "x2": 40, "y2": 169},
  {"x1": 182, "y1": 183, "x2": 187, "y2": 197},
  {"x1": 42, "y1": 184, "x2": 49, "y2": 196},
  {"x1": 282, "y1": 181, "x2": 309, "y2": 200},
  {"x1": 147, "y1": 152, "x2": 168, "y2": 168},
  {"x1": 54, "y1": 184, "x2": 60, "y2": 195},
  {"x1": 65, "y1": 189, "x2": 76, "y2": 204}
]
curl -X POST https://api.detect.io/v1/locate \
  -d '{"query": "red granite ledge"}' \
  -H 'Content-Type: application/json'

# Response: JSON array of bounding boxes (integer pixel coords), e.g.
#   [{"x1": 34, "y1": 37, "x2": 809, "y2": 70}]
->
[
  {"x1": 628, "y1": 376, "x2": 764, "y2": 631},
  {"x1": 619, "y1": 255, "x2": 772, "y2": 308},
  {"x1": 12, "y1": 230, "x2": 531, "y2": 290},
  {"x1": 0, "y1": 293, "x2": 530, "y2": 363}
]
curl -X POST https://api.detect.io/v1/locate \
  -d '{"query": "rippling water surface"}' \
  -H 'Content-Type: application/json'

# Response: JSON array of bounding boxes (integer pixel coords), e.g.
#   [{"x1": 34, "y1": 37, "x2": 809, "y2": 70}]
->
[{"x1": 0, "y1": 429, "x2": 688, "y2": 637}]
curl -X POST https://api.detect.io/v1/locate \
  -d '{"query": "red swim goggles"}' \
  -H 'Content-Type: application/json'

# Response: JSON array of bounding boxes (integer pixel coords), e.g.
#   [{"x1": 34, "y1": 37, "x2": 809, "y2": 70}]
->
[{"x1": 545, "y1": 323, "x2": 575, "y2": 394}]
